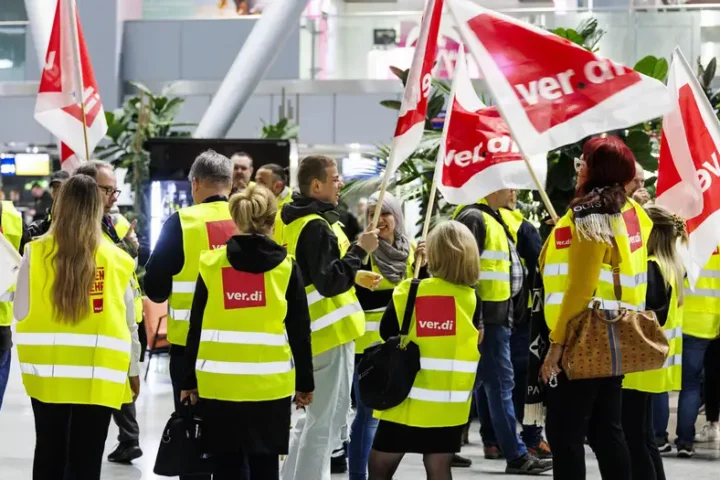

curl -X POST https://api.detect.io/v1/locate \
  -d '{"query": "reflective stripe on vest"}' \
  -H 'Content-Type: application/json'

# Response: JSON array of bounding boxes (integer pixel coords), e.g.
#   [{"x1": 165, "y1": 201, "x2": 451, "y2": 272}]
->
[
  {"x1": 19, "y1": 363, "x2": 128, "y2": 385},
  {"x1": 623, "y1": 257, "x2": 684, "y2": 394},
  {"x1": 0, "y1": 201, "x2": 23, "y2": 327},
  {"x1": 356, "y1": 244, "x2": 416, "y2": 354},
  {"x1": 16, "y1": 236, "x2": 135, "y2": 409},
  {"x1": 374, "y1": 278, "x2": 479, "y2": 428},
  {"x1": 168, "y1": 202, "x2": 234, "y2": 346},
  {"x1": 542, "y1": 200, "x2": 652, "y2": 333},
  {"x1": 195, "y1": 247, "x2": 295, "y2": 402},
  {"x1": 284, "y1": 213, "x2": 365, "y2": 356}
]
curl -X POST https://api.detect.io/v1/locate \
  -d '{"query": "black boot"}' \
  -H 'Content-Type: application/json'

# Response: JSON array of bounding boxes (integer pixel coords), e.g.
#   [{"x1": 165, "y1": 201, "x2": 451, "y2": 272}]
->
[{"x1": 330, "y1": 442, "x2": 348, "y2": 474}]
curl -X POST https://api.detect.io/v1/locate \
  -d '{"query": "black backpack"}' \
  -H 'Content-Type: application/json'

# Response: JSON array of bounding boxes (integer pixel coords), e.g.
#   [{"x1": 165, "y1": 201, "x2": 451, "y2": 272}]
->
[{"x1": 357, "y1": 279, "x2": 422, "y2": 411}]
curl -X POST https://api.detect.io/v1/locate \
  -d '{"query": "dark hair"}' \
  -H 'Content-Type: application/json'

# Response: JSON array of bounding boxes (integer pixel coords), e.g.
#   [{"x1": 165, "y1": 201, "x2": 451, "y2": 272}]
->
[
  {"x1": 297, "y1": 156, "x2": 336, "y2": 197},
  {"x1": 31, "y1": 182, "x2": 43, "y2": 189},
  {"x1": 232, "y1": 152, "x2": 253, "y2": 166},
  {"x1": 258, "y1": 163, "x2": 288, "y2": 185},
  {"x1": 571, "y1": 136, "x2": 636, "y2": 212}
]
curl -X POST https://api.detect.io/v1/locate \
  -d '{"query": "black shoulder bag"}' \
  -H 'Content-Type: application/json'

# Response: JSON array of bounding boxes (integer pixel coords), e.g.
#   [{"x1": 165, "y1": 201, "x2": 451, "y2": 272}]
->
[{"x1": 357, "y1": 279, "x2": 422, "y2": 411}]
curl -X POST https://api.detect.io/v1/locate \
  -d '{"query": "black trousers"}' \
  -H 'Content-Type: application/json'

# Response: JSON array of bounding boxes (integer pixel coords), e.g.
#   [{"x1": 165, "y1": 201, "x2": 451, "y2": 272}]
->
[
  {"x1": 214, "y1": 453, "x2": 279, "y2": 480},
  {"x1": 621, "y1": 389, "x2": 665, "y2": 480},
  {"x1": 112, "y1": 401, "x2": 139, "y2": 443},
  {"x1": 705, "y1": 338, "x2": 720, "y2": 423},
  {"x1": 31, "y1": 398, "x2": 112, "y2": 480},
  {"x1": 546, "y1": 374, "x2": 631, "y2": 480}
]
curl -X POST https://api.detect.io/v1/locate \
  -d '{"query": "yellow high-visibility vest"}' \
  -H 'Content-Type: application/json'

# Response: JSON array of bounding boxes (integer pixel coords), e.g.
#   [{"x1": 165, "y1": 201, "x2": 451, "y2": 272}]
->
[
  {"x1": 374, "y1": 277, "x2": 479, "y2": 427},
  {"x1": 453, "y1": 200, "x2": 511, "y2": 302},
  {"x1": 169, "y1": 202, "x2": 235, "y2": 346},
  {"x1": 102, "y1": 226, "x2": 142, "y2": 324},
  {"x1": 683, "y1": 249, "x2": 720, "y2": 339},
  {"x1": 272, "y1": 187, "x2": 293, "y2": 246},
  {"x1": 355, "y1": 243, "x2": 416, "y2": 354},
  {"x1": 623, "y1": 256, "x2": 683, "y2": 393},
  {"x1": 195, "y1": 246, "x2": 295, "y2": 401},
  {"x1": 283, "y1": 213, "x2": 364, "y2": 356},
  {"x1": 113, "y1": 213, "x2": 131, "y2": 240},
  {"x1": 499, "y1": 207, "x2": 524, "y2": 245},
  {"x1": 0, "y1": 201, "x2": 23, "y2": 327},
  {"x1": 16, "y1": 235, "x2": 135, "y2": 409},
  {"x1": 543, "y1": 199, "x2": 653, "y2": 332}
]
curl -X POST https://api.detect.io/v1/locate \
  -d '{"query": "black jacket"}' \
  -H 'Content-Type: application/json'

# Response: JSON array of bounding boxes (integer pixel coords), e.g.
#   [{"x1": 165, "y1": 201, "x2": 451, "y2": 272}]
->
[
  {"x1": 281, "y1": 195, "x2": 366, "y2": 298},
  {"x1": 183, "y1": 235, "x2": 314, "y2": 394}
]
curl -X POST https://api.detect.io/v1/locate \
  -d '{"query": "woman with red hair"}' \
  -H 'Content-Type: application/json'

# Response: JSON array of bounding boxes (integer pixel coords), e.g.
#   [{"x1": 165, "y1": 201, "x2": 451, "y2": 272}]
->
[{"x1": 538, "y1": 136, "x2": 653, "y2": 479}]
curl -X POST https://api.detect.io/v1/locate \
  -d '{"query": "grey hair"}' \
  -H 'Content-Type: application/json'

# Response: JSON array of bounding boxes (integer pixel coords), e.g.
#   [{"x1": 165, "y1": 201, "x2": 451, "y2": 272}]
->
[
  {"x1": 73, "y1": 160, "x2": 113, "y2": 180},
  {"x1": 188, "y1": 150, "x2": 232, "y2": 185}
]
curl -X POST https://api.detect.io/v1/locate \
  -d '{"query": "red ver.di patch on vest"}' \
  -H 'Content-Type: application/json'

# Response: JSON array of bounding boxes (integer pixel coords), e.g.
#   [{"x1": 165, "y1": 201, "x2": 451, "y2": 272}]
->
[
  {"x1": 206, "y1": 220, "x2": 236, "y2": 250},
  {"x1": 415, "y1": 296, "x2": 457, "y2": 337},
  {"x1": 222, "y1": 268, "x2": 266, "y2": 309},
  {"x1": 623, "y1": 208, "x2": 643, "y2": 253},
  {"x1": 555, "y1": 227, "x2": 572, "y2": 250},
  {"x1": 89, "y1": 267, "x2": 105, "y2": 313}
]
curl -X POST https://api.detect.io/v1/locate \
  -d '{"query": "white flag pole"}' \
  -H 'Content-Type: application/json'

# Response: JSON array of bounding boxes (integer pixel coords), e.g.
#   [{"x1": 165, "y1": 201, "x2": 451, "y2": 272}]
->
[
  {"x1": 66, "y1": 0, "x2": 90, "y2": 160},
  {"x1": 414, "y1": 177, "x2": 438, "y2": 278}
]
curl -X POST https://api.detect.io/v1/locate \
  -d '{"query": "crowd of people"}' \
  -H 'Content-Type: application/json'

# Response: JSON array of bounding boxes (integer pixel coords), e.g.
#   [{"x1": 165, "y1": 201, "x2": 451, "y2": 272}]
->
[{"x1": 0, "y1": 136, "x2": 718, "y2": 480}]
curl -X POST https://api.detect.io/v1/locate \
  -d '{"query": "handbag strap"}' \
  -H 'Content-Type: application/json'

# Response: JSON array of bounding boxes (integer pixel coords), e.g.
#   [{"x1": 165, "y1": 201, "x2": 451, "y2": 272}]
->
[
  {"x1": 609, "y1": 237, "x2": 623, "y2": 302},
  {"x1": 400, "y1": 279, "x2": 422, "y2": 336}
]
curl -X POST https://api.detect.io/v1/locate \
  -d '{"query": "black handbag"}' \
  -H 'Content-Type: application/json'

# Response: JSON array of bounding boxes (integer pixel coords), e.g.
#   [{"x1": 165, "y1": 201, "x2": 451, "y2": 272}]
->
[
  {"x1": 358, "y1": 279, "x2": 421, "y2": 411},
  {"x1": 153, "y1": 400, "x2": 215, "y2": 477}
]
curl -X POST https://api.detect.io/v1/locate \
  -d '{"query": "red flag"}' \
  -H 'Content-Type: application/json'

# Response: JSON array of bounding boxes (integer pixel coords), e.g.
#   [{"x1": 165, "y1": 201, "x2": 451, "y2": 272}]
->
[
  {"x1": 437, "y1": 47, "x2": 547, "y2": 205},
  {"x1": 34, "y1": 0, "x2": 107, "y2": 170},
  {"x1": 385, "y1": 0, "x2": 443, "y2": 178},
  {"x1": 446, "y1": 0, "x2": 672, "y2": 156},
  {"x1": 656, "y1": 47, "x2": 720, "y2": 287}
]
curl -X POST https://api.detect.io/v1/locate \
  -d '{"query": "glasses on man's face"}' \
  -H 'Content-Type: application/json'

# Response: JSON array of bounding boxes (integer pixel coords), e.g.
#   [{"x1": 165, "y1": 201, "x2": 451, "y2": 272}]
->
[{"x1": 98, "y1": 185, "x2": 121, "y2": 197}]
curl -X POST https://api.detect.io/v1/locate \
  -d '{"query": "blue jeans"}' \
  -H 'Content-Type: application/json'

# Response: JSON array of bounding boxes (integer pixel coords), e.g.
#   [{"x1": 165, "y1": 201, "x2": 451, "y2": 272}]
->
[
  {"x1": 477, "y1": 324, "x2": 543, "y2": 448},
  {"x1": 348, "y1": 358, "x2": 378, "y2": 480},
  {"x1": 475, "y1": 324, "x2": 527, "y2": 462},
  {"x1": 0, "y1": 348, "x2": 10, "y2": 411},
  {"x1": 676, "y1": 334, "x2": 711, "y2": 446},
  {"x1": 652, "y1": 393, "x2": 670, "y2": 441}
]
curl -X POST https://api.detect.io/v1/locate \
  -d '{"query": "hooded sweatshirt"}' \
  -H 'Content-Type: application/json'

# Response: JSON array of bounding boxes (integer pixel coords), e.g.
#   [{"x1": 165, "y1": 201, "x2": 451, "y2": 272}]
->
[
  {"x1": 183, "y1": 234, "x2": 314, "y2": 394},
  {"x1": 281, "y1": 195, "x2": 366, "y2": 298}
]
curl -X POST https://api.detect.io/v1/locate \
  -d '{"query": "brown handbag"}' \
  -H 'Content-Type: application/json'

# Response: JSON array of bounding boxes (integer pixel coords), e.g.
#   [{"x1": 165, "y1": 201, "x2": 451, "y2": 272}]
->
[{"x1": 561, "y1": 239, "x2": 669, "y2": 381}]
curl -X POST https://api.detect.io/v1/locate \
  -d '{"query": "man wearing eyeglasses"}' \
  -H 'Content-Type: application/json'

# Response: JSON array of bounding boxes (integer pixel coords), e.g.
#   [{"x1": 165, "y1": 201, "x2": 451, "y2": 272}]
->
[{"x1": 231, "y1": 152, "x2": 255, "y2": 195}]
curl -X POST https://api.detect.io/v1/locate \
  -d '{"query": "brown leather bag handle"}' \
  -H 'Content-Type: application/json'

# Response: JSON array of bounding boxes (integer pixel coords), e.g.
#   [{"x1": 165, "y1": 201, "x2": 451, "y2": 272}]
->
[{"x1": 609, "y1": 237, "x2": 623, "y2": 303}]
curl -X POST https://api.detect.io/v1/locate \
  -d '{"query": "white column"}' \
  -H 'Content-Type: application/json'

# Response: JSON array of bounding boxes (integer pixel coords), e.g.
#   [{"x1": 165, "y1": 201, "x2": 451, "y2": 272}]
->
[{"x1": 194, "y1": 0, "x2": 308, "y2": 138}]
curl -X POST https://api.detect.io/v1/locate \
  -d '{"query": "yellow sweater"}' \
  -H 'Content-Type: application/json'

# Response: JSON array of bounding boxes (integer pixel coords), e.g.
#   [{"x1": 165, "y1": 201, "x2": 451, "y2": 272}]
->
[{"x1": 540, "y1": 235, "x2": 616, "y2": 344}]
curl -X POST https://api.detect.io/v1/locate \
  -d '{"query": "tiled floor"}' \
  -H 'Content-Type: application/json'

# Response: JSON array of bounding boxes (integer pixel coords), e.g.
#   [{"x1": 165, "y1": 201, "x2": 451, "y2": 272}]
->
[{"x1": 1, "y1": 354, "x2": 718, "y2": 479}]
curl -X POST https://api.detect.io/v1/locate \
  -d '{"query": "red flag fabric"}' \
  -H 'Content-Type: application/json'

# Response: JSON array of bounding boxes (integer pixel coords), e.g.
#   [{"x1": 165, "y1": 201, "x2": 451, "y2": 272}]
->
[
  {"x1": 34, "y1": 0, "x2": 106, "y2": 170},
  {"x1": 446, "y1": 0, "x2": 673, "y2": 157},
  {"x1": 656, "y1": 47, "x2": 720, "y2": 287},
  {"x1": 385, "y1": 0, "x2": 443, "y2": 178},
  {"x1": 437, "y1": 47, "x2": 547, "y2": 205}
]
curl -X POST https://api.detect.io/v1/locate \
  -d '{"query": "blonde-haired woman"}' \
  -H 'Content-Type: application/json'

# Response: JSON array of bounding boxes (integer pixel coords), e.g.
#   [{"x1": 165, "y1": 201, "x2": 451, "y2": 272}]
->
[
  {"x1": 14, "y1": 174, "x2": 141, "y2": 480},
  {"x1": 622, "y1": 205, "x2": 687, "y2": 480},
  {"x1": 181, "y1": 184, "x2": 313, "y2": 479},
  {"x1": 369, "y1": 221, "x2": 483, "y2": 480}
]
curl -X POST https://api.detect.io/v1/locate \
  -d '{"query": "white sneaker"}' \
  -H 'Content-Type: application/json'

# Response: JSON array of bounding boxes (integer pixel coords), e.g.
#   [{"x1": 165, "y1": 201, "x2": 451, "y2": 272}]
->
[{"x1": 694, "y1": 423, "x2": 720, "y2": 442}]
